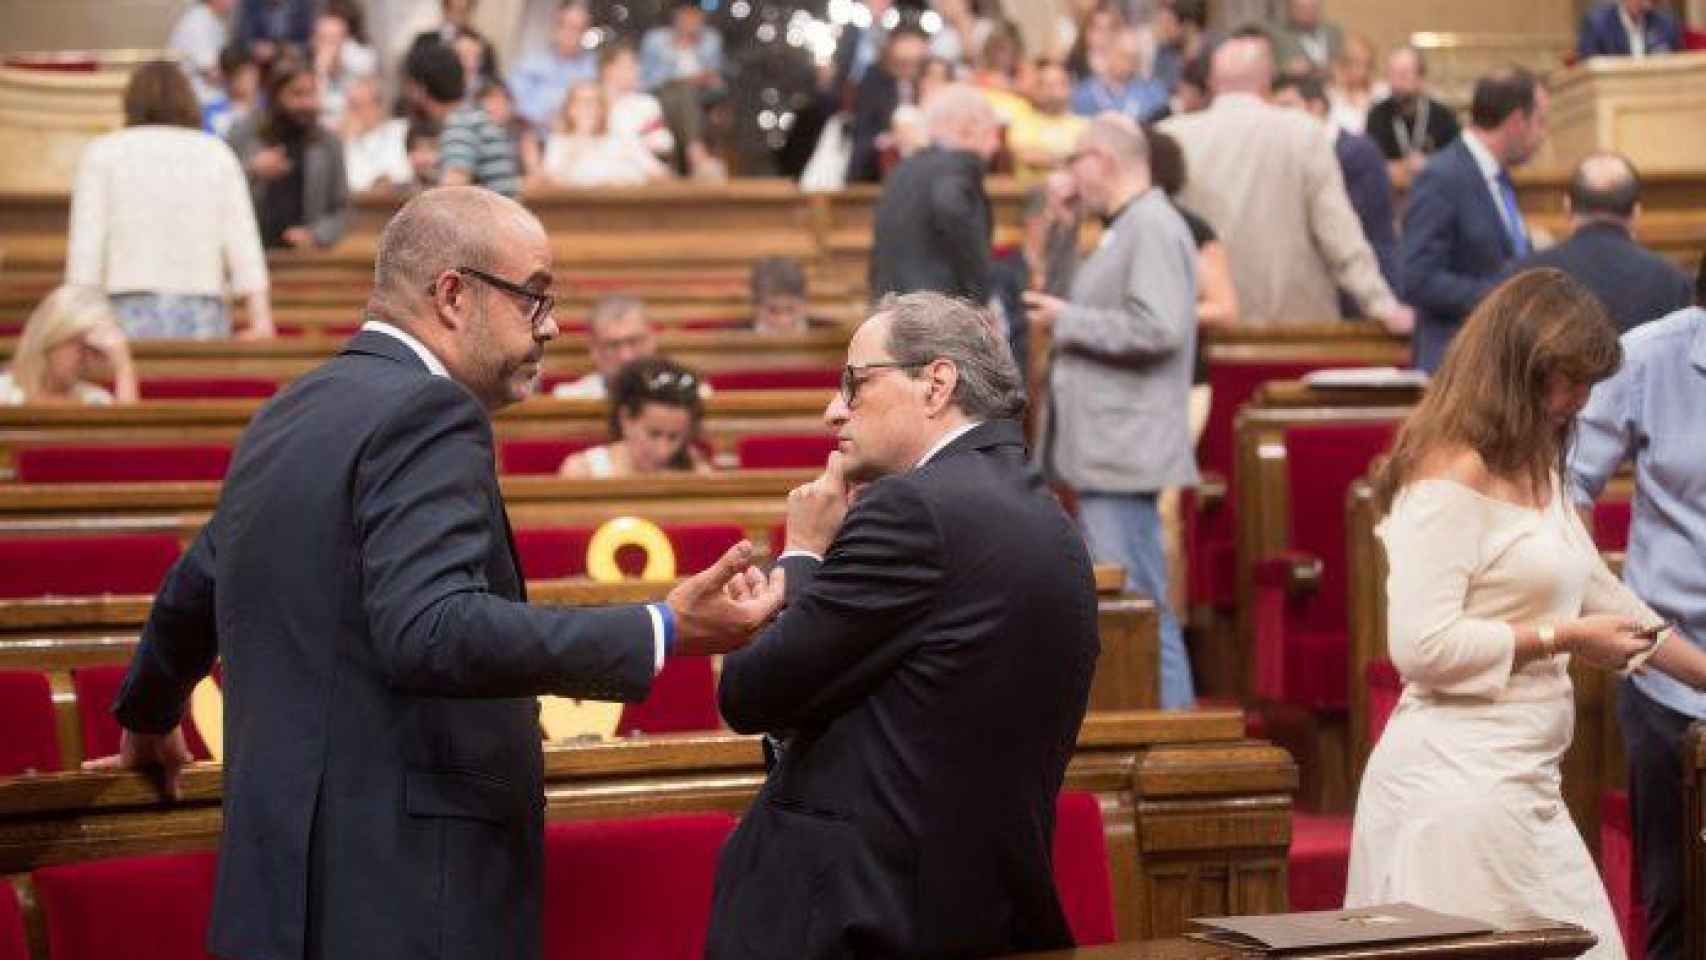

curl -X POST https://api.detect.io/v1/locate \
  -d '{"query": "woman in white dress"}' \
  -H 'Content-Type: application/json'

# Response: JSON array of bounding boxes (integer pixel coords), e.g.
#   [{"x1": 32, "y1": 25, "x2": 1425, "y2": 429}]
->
[
  {"x1": 560, "y1": 356, "x2": 711, "y2": 479},
  {"x1": 537, "y1": 81, "x2": 671, "y2": 189},
  {"x1": 1346, "y1": 270, "x2": 1706, "y2": 956}
]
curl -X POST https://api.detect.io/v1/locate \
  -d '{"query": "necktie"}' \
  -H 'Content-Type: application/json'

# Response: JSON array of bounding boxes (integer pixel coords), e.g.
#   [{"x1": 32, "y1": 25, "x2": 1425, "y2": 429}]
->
[{"x1": 1496, "y1": 171, "x2": 1530, "y2": 257}]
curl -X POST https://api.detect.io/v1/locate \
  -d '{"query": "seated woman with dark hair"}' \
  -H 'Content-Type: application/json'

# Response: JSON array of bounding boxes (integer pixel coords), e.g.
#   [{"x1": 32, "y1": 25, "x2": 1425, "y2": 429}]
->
[{"x1": 560, "y1": 357, "x2": 711, "y2": 478}]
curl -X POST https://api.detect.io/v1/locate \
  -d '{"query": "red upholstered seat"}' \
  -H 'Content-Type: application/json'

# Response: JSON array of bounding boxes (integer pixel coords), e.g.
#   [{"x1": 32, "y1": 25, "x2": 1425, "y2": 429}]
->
[
  {"x1": 1190, "y1": 360, "x2": 1371, "y2": 612},
  {"x1": 514, "y1": 524, "x2": 745, "y2": 580},
  {"x1": 0, "y1": 669, "x2": 61, "y2": 775},
  {"x1": 1594, "y1": 499, "x2": 1632, "y2": 551},
  {"x1": 71, "y1": 665, "x2": 212, "y2": 763},
  {"x1": 33, "y1": 851, "x2": 219, "y2": 960},
  {"x1": 616, "y1": 656, "x2": 720, "y2": 736},
  {"x1": 705, "y1": 368, "x2": 840, "y2": 391},
  {"x1": 680, "y1": 317, "x2": 747, "y2": 331},
  {"x1": 138, "y1": 377, "x2": 277, "y2": 399},
  {"x1": 498, "y1": 437, "x2": 602, "y2": 475},
  {"x1": 0, "y1": 534, "x2": 181, "y2": 598},
  {"x1": 735, "y1": 434, "x2": 837, "y2": 469},
  {"x1": 1052, "y1": 791, "x2": 1117, "y2": 946},
  {"x1": 1252, "y1": 421, "x2": 1398, "y2": 710},
  {"x1": 1601, "y1": 789, "x2": 1647, "y2": 960},
  {"x1": 0, "y1": 877, "x2": 27, "y2": 960},
  {"x1": 15, "y1": 444, "x2": 233, "y2": 483},
  {"x1": 1365, "y1": 658, "x2": 1402, "y2": 749},
  {"x1": 542, "y1": 813, "x2": 737, "y2": 960},
  {"x1": 1288, "y1": 812, "x2": 1352, "y2": 910}
]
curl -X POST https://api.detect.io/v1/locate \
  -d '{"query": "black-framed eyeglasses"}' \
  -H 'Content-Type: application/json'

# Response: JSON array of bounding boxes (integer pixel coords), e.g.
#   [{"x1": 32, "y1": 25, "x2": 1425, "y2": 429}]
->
[
  {"x1": 438, "y1": 266, "x2": 556, "y2": 332},
  {"x1": 840, "y1": 361, "x2": 927, "y2": 406}
]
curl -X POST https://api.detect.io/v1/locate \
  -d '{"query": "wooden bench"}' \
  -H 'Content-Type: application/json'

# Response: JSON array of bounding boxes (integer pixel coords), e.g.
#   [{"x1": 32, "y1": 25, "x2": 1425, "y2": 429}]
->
[
  {"x1": 0, "y1": 710, "x2": 1296, "y2": 953},
  {"x1": 1008, "y1": 922, "x2": 1598, "y2": 960}
]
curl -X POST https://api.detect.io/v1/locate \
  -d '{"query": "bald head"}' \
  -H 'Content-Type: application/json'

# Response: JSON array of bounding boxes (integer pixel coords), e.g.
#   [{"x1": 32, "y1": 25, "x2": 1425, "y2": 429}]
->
[
  {"x1": 1068, "y1": 112, "x2": 1151, "y2": 215},
  {"x1": 924, "y1": 83, "x2": 999, "y2": 157},
  {"x1": 1211, "y1": 37, "x2": 1274, "y2": 97},
  {"x1": 372, "y1": 186, "x2": 545, "y2": 320},
  {"x1": 1078, "y1": 112, "x2": 1148, "y2": 172},
  {"x1": 1569, "y1": 152, "x2": 1640, "y2": 222}
]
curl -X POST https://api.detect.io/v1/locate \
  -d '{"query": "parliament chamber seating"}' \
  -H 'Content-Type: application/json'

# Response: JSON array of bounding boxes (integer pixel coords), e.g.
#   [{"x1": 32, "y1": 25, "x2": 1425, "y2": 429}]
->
[
  {"x1": 70, "y1": 664, "x2": 213, "y2": 763},
  {"x1": 614, "y1": 656, "x2": 720, "y2": 737},
  {"x1": 1050, "y1": 790, "x2": 1118, "y2": 947},
  {"x1": 0, "y1": 535, "x2": 180, "y2": 598},
  {"x1": 136, "y1": 377, "x2": 278, "y2": 400},
  {"x1": 0, "y1": 881, "x2": 25, "y2": 960},
  {"x1": 0, "y1": 670, "x2": 59, "y2": 777},
  {"x1": 31, "y1": 851, "x2": 219, "y2": 960},
  {"x1": 498, "y1": 438, "x2": 602, "y2": 475},
  {"x1": 704, "y1": 367, "x2": 840, "y2": 391},
  {"x1": 734, "y1": 433, "x2": 837, "y2": 469},
  {"x1": 14, "y1": 443, "x2": 233, "y2": 483},
  {"x1": 513, "y1": 524, "x2": 746, "y2": 580}
]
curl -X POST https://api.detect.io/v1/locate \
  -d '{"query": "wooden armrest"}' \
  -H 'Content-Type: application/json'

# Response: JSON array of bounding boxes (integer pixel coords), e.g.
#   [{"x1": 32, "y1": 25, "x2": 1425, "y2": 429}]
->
[
  {"x1": 1195, "y1": 472, "x2": 1227, "y2": 511},
  {"x1": 1253, "y1": 550, "x2": 1323, "y2": 597}
]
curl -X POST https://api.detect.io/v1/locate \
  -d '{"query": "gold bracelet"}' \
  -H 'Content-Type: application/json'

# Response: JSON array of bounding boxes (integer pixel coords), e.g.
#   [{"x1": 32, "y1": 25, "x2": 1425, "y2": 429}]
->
[{"x1": 1538, "y1": 624, "x2": 1557, "y2": 658}]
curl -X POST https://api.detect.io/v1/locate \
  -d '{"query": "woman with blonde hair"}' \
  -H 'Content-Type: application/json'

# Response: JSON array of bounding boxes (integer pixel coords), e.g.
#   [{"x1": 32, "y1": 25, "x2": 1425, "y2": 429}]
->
[
  {"x1": 0, "y1": 285, "x2": 139, "y2": 404},
  {"x1": 537, "y1": 80, "x2": 671, "y2": 188},
  {"x1": 1345, "y1": 270, "x2": 1706, "y2": 956}
]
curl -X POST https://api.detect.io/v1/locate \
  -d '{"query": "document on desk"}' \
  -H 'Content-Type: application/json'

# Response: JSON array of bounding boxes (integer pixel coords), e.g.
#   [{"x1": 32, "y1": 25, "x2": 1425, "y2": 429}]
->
[{"x1": 1188, "y1": 902, "x2": 1495, "y2": 952}]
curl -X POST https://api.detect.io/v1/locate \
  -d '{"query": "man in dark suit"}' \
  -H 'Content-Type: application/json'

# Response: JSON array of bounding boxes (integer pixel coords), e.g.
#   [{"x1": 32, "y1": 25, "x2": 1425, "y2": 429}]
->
[
  {"x1": 1578, "y1": 0, "x2": 1684, "y2": 59},
  {"x1": 868, "y1": 84, "x2": 1000, "y2": 305},
  {"x1": 845, "y1": 24, "x2": 930, "y2": 184},
  {"x1": 705, "y1": 292, "x2": 1100, "y2": 959},
  {"x1": 90, "y1": 187, "x2": 782, "y2": 960},
  {"x1": 1517, "y1": 153, "x2": 1692, "y2": 333},
  {"x1": 1402, "y1": 67, "x2": 1549, "y2": 372},
  {"x1": 1364, "y1": 46, "x2": 1461, "y2": 186}
]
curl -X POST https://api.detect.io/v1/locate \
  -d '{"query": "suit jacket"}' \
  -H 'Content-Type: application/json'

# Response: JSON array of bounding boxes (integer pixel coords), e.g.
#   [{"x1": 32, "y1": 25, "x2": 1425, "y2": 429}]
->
[
  {"x1": 868, "y1": 146, "x2": 992, "y2": 305},
  {"x1": 1578, "y1": 2, "x2": 1683, "y2": 58},
  {"x1": 1159, "y1": 93, "x2": 1396, "y2": 327},
  {"x1": 1517, "y1": 221, "x2": 1694, "y2": 334},
  {"x1": 113, "y1": 330, "x2": 657, "y2": 960},
  {"x1": 706, "y1": 420, "x2": 1099, "y2": 960},
  {"x1": 1401, "y1": 137, "x2": 1518, "y2": 372},
  {"x1": 1040, "y1": 187, "x2": 1199, "y2": 494},
  {"x1": 1365, "y1": 94, "x2": 1461, "y2": 162},
  {"x1": 846, "y1": 66, "x2": 904, "y2": 184},
  {"x1": 226, "y1": 114, "x2": 350, "y2": 249},
  {"x1": 1336, "y1": 129, "x2": 1400, "y2": 309}
]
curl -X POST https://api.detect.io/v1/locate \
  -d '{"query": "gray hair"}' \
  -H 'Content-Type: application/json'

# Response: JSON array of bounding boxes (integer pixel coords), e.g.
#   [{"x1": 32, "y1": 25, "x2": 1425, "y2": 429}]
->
[
  {"x1": 877, "y1": 291, "x2": 1024, "y2": 420},
  {"x1": 373, "y1": 186, "x2": 539, "y2": 301},
  {"x1": 924, "y1": 83, "x2": 998, "y2": 145},
  {"x1": 750, "y1": 256, "x2": 807, "y2": 301},
  {"x1": 1079, "y1": 112, "x2": 1148, "y2": 171},
  {"x1": 588, "y1": 294, "x2": 647, "y2": 336}
]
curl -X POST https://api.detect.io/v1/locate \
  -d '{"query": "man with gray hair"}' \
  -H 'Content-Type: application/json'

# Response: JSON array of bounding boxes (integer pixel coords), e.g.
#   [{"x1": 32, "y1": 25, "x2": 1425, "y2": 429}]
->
[
  {"x1": 1025, "y1": 113, "x2": 1200, "y2": 709},
  {"x1": 707, "y1": 291, "x2": 1099, "y2": 958},
  {"x1": 91, "y1": 186, "x2": 782, "y2": 959},
  {"x1": 868, "y1": 83, "x2": 1002, "y2": 304},
  {"x1": 552, "y1": 293, "x2": 658, "y2": 399},
  {"x1": 1515, "y1": 151, "x2": 1691, "y2": 334}
]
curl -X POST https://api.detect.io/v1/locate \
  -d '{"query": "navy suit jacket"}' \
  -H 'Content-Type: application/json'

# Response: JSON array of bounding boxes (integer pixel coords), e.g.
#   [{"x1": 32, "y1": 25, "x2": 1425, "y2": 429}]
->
[
  {"x1": 1337, "y1": 129, "x2": 1399, "y2": 311},
  {"x1": 1578, "y1": 2, "x2": 1683, "y2": 58},
  {"x1": 1517, "y1": 221, "x2": 1694, "y2": 334},
  {"x1": 707, "y1": 420, "x2": 1099, "y2": 959},
  {"x1": 1401, "y1": 138, "x2": 1519, "y2": 372},
  {"x1": 114, "y1": 330, "x2": 657, "y2": 960}
]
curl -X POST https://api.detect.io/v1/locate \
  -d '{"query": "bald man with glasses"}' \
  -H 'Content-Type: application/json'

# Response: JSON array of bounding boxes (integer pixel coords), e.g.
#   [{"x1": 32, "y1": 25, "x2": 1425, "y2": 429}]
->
[{"x1": 92, "y1": 187, "x2": 782, "y2": 960}]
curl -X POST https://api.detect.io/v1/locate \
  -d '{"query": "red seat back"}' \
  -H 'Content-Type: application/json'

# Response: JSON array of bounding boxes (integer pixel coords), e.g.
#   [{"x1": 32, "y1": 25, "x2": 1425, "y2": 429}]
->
[
  {"x1": 735, "y1": 434, "x2": 837, "y2": 469},
  {"x1": 498, "y1": 438, "x2": 602, "y2": 475},
  {"x1": 71, "y1": 665, "x2": 212, "y2": 763},
  {"x1": 33, "y1": 851, "x2": 219, "y2": 960},
  {"x1": 0, "y1": 535, "x2": 181, "y2": 597},
  {"x1": 515, "y1": 524, "x2": 744, "y2": 580},
  {"x1": 542, "y1": 813, "x2": 737, "y2": 960},
  {"x1": 138, "y1": 377, "x2": 277, "y2": 399},
  {"x1": 0, "y1": 878, "x2": 27, "y2": 960},
  {"x1": 1052, "y1": 791, "x2": 1116, "y2": 946},
  {"x1": 1600, "y1": 789, "x2": 1647, "y2": 960},
  {"x1": 1594, "y1": 499, "x2": 1632, "y2": 551},
  {"x1": 705, "y1": 368, "x2": 839, "y2": 391},
  {"x1": 616, "y1": 656, "x2": 719, "y2": 736},
  {"x1": 15, "y1": 444, "x2": 233, "y2": 483},
  {"x1": 1269, "y1": 420, "x2": 1397, "y2": 708},
  {"x1": 1366, "y1": 658, "x2": 1402, "y2": 748},
  {"x1": 0, "y1": 670, "x2": 61, "y2": 776}
]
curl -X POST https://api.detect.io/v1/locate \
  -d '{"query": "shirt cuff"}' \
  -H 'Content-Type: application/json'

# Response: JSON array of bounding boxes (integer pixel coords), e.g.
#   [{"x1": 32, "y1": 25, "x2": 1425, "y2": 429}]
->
[
  {"x1": 778, "y1": 548, "x2": 824, "y2": 564},
  {"x1": 646, "y1": 603, "x2": 675, "y2": 675}
]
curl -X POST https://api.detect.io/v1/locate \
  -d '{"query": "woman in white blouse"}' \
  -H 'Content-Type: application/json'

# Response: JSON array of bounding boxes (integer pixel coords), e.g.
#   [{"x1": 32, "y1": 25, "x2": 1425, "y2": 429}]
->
[
  {"x1": 559, "y1": 357, "x2": 711, "y2": 479},
  {"x1": 0, "y1": 285, "x2": 138, "y2": 405},
  {"x1": 538, "y1": 81, "x2": 671, "y2": 189},
  {"x1": 1326, "y1": 34, "x2": 1386, "y2": 135},
  {"x1": 1346, "y1": 270, "x2": 1706, "y2": 957},
  {"x1": 67, "y1": 61, "x2": 273, "y2": 340}
]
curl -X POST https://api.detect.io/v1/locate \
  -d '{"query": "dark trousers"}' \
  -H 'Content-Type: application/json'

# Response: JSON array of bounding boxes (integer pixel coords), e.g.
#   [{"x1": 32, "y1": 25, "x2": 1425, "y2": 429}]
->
[{"x1": 1617, "y1": 679, "x2": 1697, "y2": 960}]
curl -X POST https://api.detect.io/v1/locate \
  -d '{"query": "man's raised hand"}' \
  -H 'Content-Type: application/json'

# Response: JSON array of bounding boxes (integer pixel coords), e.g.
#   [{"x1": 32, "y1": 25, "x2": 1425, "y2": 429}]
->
[{"x1": 666, "y1": 540, "x2": 785, "y2": 656}]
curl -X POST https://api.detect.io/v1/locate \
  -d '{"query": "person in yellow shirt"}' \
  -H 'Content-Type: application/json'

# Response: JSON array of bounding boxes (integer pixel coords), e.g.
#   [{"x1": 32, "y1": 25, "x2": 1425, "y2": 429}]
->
[{"x1": 1007, "y1": 60, "x2": 1088, "y2": 179}]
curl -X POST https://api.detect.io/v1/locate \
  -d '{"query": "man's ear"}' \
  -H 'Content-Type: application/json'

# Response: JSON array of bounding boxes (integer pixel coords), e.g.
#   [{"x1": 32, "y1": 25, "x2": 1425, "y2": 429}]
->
[
  {"x1": 923, "y1": 359, "x2": 959, "y2": 417},
  {"x1": 429, "y1": 271, "x2": 471, "y2": 331}
]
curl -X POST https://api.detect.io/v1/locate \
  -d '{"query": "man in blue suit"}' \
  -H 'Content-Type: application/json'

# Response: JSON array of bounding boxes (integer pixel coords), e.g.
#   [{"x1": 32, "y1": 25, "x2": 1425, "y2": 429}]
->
[
  {"x1": 1401, "y1": 67, "x2": 1549, "y2": 372},
  {"x1": 1578, "y1": 0, "x2": 1684, "y2": 59}
]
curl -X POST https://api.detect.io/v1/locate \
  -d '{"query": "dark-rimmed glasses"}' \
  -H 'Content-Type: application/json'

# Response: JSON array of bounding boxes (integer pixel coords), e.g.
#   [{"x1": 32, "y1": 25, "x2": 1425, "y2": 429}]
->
[
  {"x1": 439, "y1": 267, "x2": 556, "y2": 332},
  {"x1": 840, "y1": 361, "x2": 927, "y2": 406}
]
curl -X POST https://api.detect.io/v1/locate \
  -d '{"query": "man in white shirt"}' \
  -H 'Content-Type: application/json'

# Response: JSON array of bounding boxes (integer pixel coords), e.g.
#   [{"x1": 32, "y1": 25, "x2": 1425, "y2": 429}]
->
[
  {"x1": 168, "y1": 0, "x2": 235, "y2": 104},
  {"x1": 553, "y1": 295, "x2": 658, "y2": 400}
]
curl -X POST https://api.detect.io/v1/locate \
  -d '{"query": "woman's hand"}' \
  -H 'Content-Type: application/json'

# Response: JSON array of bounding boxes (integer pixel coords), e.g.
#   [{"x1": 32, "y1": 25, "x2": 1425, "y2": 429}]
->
[{"x1": 1560, "y1": 614, "x2": 1650, "y2": 671}]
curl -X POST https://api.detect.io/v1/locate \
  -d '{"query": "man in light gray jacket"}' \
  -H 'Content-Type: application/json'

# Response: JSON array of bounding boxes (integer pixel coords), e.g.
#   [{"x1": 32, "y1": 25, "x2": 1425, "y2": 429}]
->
[{"x1": 1024, "y1": 113, "x2": 1199, "y2": 709}]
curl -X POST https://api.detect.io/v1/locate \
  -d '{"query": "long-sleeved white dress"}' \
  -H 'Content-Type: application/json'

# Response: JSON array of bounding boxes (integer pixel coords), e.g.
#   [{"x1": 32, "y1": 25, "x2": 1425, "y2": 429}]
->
[{"x1": 1345, "y1": 476, "x2": 1656, "y2": 959}]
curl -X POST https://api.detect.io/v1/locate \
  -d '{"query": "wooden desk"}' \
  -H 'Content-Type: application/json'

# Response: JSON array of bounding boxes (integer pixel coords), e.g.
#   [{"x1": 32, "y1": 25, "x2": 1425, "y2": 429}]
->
[{"x1": 1006, "y1": 922, "x2": 1597, "y2": 959}]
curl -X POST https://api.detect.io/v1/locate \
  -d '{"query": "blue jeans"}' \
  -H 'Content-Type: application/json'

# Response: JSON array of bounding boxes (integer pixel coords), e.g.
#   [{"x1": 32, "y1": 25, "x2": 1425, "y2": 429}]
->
[{"x1": 1077, "y1": 492, "x2": 1195, "y2": 709}]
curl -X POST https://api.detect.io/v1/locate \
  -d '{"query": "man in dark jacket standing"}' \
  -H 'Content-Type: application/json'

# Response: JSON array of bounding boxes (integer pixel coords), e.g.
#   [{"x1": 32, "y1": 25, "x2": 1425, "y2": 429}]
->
[{"x1": 867, "y1": 84, "x2": 1001, "y2": 306}]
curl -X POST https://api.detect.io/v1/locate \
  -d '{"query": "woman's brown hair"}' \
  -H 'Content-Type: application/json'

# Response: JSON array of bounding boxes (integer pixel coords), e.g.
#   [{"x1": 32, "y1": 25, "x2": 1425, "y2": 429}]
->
[
  {"x1": 122, "y1": 60, "x2": 203, "y2": 129},
  {"x1": 1373, "y1": 269, "x2": 1621, "y2": 514}
]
